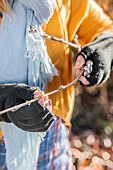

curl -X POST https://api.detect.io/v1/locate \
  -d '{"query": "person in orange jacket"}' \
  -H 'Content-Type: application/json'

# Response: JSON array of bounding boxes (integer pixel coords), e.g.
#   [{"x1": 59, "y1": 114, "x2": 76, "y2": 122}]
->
[
  {"x1": 37, "y1": 0, "x2": 113, "y2": 169},
  {"x1": 1, "y1": 0, "x2": 113, "y2": 169}
]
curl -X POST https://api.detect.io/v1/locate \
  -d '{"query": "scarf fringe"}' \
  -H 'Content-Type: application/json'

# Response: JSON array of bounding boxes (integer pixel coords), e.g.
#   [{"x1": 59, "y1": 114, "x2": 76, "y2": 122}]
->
[{"x1": 26, "y1": 28, "x2": 58, "y2": 90}]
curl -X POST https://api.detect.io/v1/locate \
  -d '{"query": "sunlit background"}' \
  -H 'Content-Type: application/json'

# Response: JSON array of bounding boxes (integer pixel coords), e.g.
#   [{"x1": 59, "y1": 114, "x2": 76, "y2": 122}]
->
[{"x1": 71, "y1": 0, "x2": 113, "y2": 169}]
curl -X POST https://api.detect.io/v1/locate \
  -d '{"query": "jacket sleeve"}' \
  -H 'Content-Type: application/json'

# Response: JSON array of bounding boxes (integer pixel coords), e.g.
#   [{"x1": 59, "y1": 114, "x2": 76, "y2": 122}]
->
[
  {"x1": 68, "y1": 0, "x2": 113, "y2": 46},
  {"x1": 76, "y1": 0, "x2": 113, "y2": 46}
]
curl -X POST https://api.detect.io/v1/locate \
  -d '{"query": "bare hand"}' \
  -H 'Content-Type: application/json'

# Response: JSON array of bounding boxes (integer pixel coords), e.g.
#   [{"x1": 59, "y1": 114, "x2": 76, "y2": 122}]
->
[
  {"x1": 75, "y1": 55, "x2": 90, "y2": 85},
  {"x1": 33, "y1": 90, "x2": 52, "y2": 111}
]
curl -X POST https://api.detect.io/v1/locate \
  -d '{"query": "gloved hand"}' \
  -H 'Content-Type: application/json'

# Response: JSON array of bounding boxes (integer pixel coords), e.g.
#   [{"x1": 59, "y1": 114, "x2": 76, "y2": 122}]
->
[
  {"x1": 75, "y1": 33, "x2": 113, "y2": 86},
  {"x1": 0, "y1": 83, "x2": 56, "y2": 132}
]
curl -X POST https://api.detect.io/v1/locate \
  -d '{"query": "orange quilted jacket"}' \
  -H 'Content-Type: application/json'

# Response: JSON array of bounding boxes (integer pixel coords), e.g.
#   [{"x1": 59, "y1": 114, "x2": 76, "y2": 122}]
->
[{"x1": 43, "y1": 0, "x2": 113, "y2": 127}]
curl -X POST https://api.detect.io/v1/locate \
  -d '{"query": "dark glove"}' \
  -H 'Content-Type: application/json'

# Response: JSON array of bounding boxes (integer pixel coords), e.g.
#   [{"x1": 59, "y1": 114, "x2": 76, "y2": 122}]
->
[
  {"x1": 0, "y1": 83, "x2": 37, "y2": 123},
  {"x1": 77, "y1": 33, "x2": 113, "y2": 86},
  {"x1": 0, "y1": 83, "x2": 56, "y2": 132}
]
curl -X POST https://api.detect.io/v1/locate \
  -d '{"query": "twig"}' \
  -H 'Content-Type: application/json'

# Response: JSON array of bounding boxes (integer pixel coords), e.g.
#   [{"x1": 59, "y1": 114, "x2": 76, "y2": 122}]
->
[
  {"x1": 29, "y1": 26, "x2": 81, "y2": 53},
  {"x1": 0, "y1": 70, "x2": 83, "y2": 115},
  {"x1": 0, "y1": 28, "x2": 83, "y2": 115},
  {"x1": 45, "y1": 69, "x2": 83, "y2": 96}
]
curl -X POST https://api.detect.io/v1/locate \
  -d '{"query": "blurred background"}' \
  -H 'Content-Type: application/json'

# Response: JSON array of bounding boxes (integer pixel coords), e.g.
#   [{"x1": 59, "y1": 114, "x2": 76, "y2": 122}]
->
[{"x1": 71, "y1": 0, "x2": 113, "y2": 169}]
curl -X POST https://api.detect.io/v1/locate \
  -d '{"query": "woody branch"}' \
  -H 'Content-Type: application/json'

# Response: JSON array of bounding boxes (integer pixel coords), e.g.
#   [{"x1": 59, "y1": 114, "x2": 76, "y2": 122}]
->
[
  {"x1": 29, "y1": 26, "x2": 81, "y2": 53},
  {"x1": 0, "y1": 27, "x2": 82, "y2": 115}
]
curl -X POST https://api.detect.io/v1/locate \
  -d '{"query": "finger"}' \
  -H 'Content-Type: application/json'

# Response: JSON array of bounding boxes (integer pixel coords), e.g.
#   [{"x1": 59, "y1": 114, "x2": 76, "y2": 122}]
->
[
  {"x1": 45, "y1": 104, "x2": 52, "y2": 112},
  {"x1": 39, "y1": 96, "x2": 49, "y2": 106},
  {"x1": 79, "y1": 76, "x2": 90, "y2": 85},
  {"x1": 43, "y1": 96, "x2": 49, "y2": 102},
  {"x1": 75, "y1": 55, "x2": 85, "y2": 69},
  {"x1": 75, "y1": 68, "x2": 83, "y2": 76},
  {"x1": 45, "y1": 99, "x2": 52, "y2": 111},
  {"x1": 34, "y1": 90, "x2": 44, "y2": 99},
  {"x1": 38, "y1": 98, "x2": 45, "y2": 106}
]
